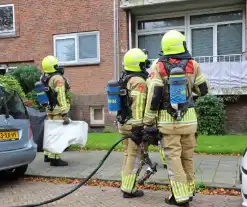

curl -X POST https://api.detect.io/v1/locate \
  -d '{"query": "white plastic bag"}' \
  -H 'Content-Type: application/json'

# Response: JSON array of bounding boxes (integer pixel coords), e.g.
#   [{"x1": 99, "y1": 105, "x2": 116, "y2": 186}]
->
[{"x1": 43, "y1": 120, "x2": 88, "y2": 154}]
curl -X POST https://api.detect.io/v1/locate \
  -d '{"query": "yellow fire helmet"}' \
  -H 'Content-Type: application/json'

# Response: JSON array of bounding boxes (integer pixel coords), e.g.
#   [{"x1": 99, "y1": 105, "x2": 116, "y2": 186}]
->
[
  {"x1": 123, "y1": 48, "x2": 148, "y2": 72},
  {"x1": 161, "y1": 30, "x2": 186, "y2": 55},
  {"x1": 42, "y1": 55, "x2": 59, "y2": 74}
]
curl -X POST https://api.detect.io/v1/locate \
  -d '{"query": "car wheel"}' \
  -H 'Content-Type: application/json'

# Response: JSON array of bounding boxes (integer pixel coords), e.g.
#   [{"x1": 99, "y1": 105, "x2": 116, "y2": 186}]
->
[{"x1": 3, "y1": 165, "x2": 28, "y2": 180}]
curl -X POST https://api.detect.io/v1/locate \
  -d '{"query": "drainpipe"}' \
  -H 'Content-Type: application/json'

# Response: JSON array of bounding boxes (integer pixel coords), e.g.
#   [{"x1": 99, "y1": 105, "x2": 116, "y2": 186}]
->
[
  {"x1": 113, "y1": 0, "x2": 119, "y2": 80},
  {"x1": 128, "y1": 11, "x2": 132, "y2": 50}
]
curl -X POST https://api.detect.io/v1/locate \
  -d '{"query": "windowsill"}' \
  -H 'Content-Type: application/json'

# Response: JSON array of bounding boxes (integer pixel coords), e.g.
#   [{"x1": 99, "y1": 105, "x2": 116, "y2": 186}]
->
[
  {"x1": 90, "y1": 123, "x2": 105, "y2": 127},
  {"x1": 0, "y1": 32, "x2": 18, "y2": 39},
  {"x1": 59, "y1": 60, "x2": 100, "y2": 67}
]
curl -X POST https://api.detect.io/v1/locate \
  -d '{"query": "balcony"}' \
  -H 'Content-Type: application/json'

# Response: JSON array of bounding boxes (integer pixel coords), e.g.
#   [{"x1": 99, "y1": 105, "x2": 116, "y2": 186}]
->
[
  {"x1": 149, "y1": 54, "x2": 247, "y2": 95},
  {"x1": 120, "y1": 0, "x2": 188, "y2": 9}
]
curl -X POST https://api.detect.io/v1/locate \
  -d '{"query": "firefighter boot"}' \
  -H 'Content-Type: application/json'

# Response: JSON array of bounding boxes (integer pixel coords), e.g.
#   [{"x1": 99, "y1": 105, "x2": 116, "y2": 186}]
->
[
  {"x1": 44, "y1": 155, "x2": 51, "y2": 163},
  {"x1": 165, "y1": 194, "x2": 189, "y2": 207},
  {"x1": 189, "y1": 192, "x2": 195, "y2": 201},
  {"x1": 50, "y1": 158, "x2": 68, "y2": 166},
  {"x1": 122, "y1": 190, "x2": 144, "y2": 198}
]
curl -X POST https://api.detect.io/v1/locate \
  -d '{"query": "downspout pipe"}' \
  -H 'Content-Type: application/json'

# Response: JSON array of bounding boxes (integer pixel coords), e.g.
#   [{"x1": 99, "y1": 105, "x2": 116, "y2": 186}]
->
[
  {"x1": 113, "y1": 0, "x2": 118, "y2": 80},
  {"x1": 128, "y1": 11, "x2": 132, "y2": 50},
  {"x1": 116, "y1": 0, "x2": 119, "y2": 80}
]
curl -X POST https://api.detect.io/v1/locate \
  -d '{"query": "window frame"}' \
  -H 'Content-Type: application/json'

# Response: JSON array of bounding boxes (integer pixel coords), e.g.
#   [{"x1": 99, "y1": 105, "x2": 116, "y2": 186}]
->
[
  {"x1": 0, "y1": 4, "x2": 16, "y2": 37},
  {"x1": 90, "y1": 105, "x2": 105, "y2": 126},
  {"x1": 53, "y1": 31, "x2": 100, "y2": 66},
  {"x1": 136, "y1": 6, "x2": 245, "y2": 61}
]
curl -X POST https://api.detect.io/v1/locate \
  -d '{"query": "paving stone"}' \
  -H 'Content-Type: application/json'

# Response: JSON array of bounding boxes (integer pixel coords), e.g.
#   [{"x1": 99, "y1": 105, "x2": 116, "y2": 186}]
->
[{"x1": 0, "y1": 180, "x2": 242, "y2": 207}]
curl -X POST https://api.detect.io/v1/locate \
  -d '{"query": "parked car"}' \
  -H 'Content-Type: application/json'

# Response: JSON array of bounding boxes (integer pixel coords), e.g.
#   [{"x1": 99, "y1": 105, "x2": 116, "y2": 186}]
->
[
  {"x1": 240, "y1": 147, "x2": 247, "y2": 207},
  {"x1": 0, "y1": 85, "x2": 37, "y2": 179}
]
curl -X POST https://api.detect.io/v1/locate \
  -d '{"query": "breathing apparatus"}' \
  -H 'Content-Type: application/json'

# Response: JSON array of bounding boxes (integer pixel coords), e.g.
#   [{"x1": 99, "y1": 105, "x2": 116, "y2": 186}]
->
[
  {"x1": 35, "y1": 64, "x2": 69, "y2": 110},
  {"x1": 166, "y1": 60, "x2": 188, "y2": 121},
  {"x1": 106, "y1": 48, "x2": 150, "y2": 124}
]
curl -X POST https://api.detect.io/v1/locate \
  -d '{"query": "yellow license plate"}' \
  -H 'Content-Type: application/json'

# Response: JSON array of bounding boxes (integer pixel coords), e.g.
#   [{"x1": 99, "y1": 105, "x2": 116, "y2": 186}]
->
[{"x1": 0, "y1": 131, "x2": 19, "y2": 141}]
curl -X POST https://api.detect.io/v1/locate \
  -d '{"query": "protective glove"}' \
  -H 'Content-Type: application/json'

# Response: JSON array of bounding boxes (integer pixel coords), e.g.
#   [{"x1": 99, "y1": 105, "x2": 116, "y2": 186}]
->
[
  {"x1": 143, "y1": 126, "x2": 160, "y2": 146},
  {"x1": 131, "y1": 126, "x2": 143, "y2": 145},
  {"x1": 63, "y1": 116, "x2": 72, "y2": 125}
]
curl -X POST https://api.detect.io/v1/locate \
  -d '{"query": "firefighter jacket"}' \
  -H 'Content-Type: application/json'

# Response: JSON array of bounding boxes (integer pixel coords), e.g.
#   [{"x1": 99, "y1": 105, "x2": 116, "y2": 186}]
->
[
  {"x1": 119, "y1": 76, "x2": 147, "y2": 135},
  {"x1": 143, "y1": 59, "x2": 209, "y2": 135},
  {"x1": 47, "y1": 74, "x2": 70, "y2": 116}
]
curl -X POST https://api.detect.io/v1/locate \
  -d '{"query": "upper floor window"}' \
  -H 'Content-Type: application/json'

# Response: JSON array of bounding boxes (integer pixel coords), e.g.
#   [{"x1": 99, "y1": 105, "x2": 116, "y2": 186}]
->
[
  {"x1": 190, "y1": 10, "x2": 243, "y2": 62},
  {"x1": 53, "y1": 31, "x2": 100, "y2": 66},
  {"x1": 0, "y1": 4, "x2": 15, "y2": 37},
  {"x1": 137, "y1": 9, "x2": 244, "y2": 62}
]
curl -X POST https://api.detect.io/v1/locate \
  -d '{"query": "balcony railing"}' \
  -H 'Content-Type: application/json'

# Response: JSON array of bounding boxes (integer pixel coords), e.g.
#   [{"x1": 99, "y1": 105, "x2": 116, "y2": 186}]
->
[{"x1": 149, "y1": 54, "x2": 247, "y2": 95}]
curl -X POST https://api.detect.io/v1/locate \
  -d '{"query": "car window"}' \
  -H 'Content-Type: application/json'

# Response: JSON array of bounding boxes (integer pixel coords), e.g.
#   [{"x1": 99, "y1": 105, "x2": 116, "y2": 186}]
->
[{"x1": 0, "y1": 86, "x2": 28, "y2": 120}]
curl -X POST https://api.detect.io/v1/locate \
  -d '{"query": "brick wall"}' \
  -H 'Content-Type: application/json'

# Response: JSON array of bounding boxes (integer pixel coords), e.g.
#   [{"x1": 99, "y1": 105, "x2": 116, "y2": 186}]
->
[
  {"x1": 0, "y1": 0, "x2": 129, "y2": 126},
  {"x1": 225, "y1": 96, "x2": 247, "y2": 133},
  {"x1": 0, "y1": 0, "x2": 121, "y2": 95}
]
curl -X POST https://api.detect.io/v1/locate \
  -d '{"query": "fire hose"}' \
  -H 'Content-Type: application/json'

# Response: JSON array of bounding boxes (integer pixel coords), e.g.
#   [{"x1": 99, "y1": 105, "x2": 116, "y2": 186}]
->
[{"x1": 13, "y1": 134, "x2": 160, "y2": 207}]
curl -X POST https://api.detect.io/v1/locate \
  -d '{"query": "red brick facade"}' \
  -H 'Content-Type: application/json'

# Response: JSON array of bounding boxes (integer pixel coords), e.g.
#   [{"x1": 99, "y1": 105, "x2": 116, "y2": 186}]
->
[{"x1": 0, "y1": 0, "x2": 128, "y2": 95}]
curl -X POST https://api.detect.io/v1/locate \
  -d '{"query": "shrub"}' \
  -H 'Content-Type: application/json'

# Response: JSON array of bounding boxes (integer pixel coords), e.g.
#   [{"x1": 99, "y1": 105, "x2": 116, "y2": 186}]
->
[
  {"x1": 6, "y1": 64, "x2": 42, "y2": 94},
  {"x1": 0, "y1": 75, "x2": 26, "y2": 101},
  {"x1": 244, "y1": 120, "x2": 247, "y2": 133},
  {"x1": 195, "y1": 94, "x2": 226, "y2": 135}
]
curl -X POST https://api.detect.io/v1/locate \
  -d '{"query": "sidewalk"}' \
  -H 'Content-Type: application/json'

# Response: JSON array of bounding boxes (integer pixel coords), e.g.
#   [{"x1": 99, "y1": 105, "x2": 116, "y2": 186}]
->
[
  {"x1": 26, "y1": 151, "x2": 241, "y2": 189},
  {"x1": 0, "y1": 181, "x2": 242, "y2": 207}
]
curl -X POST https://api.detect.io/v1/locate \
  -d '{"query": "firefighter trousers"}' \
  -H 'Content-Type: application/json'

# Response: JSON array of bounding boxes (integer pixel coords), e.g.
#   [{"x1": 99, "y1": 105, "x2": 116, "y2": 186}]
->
[
  {"x1": 121, "y1": 138, "x2": 142, "y2": 194},
  {"x1": 160, "y1": 134, "x2": 197, "y2": 203},
  {"x1": 44, "y1": 114, "x2": 64, "y2": 160},
  {"x1": 159, "y1": 141, "x2": 167, "y2": 165}
]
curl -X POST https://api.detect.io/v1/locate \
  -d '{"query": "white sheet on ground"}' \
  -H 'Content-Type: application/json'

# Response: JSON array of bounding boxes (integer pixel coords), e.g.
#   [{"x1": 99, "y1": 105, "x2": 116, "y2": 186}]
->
[{"x1": 43, "y1": 120, "x2": 88, "y2": 154}]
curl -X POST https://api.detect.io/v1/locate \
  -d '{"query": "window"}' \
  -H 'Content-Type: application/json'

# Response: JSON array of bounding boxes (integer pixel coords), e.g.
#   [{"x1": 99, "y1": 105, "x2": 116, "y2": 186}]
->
[
  {"x1": 138, "y1": 17, "x2": 184, "y2": 30},
  {"x1": 191, "y1": 28, "x2": 213, "y2": 62},
  {"x1": 0, "y1": 64, "x2": 17, "y2": 75},
  {"x1": 0, "y1": 86, "x2": 28, "y2": 120},
  {"x1": 0, "y1": 4, "x2": 15, "y2": 37},
  {"x1": 138, "y1": 17, "x2": 185, "y2": 59},
  {"x1": 54, "y1": 31, "x2": 100, "y2": 66},
  {"x1": 190, "y1": 10, "x2": 243, "y2": 62},
  {"x1": 90, "y1": 106, "x2": 104, "y2": 125},
  {"x1": 137, "y1": 9, "x2": 244, "y2": 62}
]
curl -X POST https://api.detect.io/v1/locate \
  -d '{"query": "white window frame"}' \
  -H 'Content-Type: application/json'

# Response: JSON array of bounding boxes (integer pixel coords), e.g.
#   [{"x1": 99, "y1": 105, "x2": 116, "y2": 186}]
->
[
  {"x1": 90, "y1": 106, "x2": 105, "y2": 125},
  {"x1": 0, "y1": 4, "x2": 16, "y2": 37},
  {"x1": 136, "y1": 5, "x2": 245, "y2": 61},
  {"x1": 53, "y1": 31, "x2": 100, "y2": 66},
  {"x1": 0, "y1": 64, "x2": 17, "y2": 73}
]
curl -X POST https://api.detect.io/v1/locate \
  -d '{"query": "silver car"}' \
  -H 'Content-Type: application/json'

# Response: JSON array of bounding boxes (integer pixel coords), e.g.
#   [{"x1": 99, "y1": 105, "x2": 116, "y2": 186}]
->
[{"x1": 0, "y1": 85, "x2": 37, "y2": 179}]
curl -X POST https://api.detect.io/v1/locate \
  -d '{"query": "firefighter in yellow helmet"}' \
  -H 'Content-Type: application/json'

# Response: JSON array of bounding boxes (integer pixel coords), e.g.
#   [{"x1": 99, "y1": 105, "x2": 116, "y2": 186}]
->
[
  {"x1": 41, "y1": 55, "x2": 71, "y2": 167},
  {"x1": 118, "y1": 48, "x2": 150, "y2": 198},
  {"x1": 143, "y1": 30, "x2": 209, "y2": 206},
  {"x1": 147, "y1": 58, "x2": 167, "y2": 169}
]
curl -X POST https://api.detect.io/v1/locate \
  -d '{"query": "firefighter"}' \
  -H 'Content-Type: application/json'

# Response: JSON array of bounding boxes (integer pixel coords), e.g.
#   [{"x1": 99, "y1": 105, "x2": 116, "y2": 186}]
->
[
  {"x1": 118, "y1": 48, "x2": 149, "y2": 198},
  {"x1": 41, "y1": 55, "x2": 71, "y2": 167},
  {"x1": 143, "y1": 30, "x2": 209, "y2": 206},
  {"x1": 147, "y1": 58, "x2": 167, "y2": 169}
]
